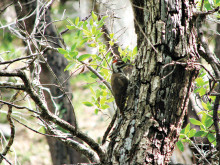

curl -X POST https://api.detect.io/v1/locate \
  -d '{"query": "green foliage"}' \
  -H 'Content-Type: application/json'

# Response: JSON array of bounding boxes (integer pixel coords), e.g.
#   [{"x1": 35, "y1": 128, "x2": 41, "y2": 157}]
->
[
  {"x1": 59, "y1": 11, "x2": 137, "y2": 114},
  {"x1": 177, "y1": 69, "x2": 217, "y2": 151},
  {"x1": 197, "y1": 0, "x2": 220, "y2": 18}
]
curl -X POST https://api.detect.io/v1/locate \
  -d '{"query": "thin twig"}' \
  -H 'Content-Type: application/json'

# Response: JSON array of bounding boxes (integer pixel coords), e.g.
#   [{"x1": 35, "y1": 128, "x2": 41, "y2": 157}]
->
[
  {"x1": 0, "y1": 1, "x2": 15, "y2": 15},
  {"x1": 25, "y1": 24, "x2": 79, "y2": 131},
  {"x1": 81, "y1": 61, "x2": 113, "y2": 94},
  {"x1": 194, "y1": 6, "x2": 220, "y2": 18},
  {"x1": 12, "y1": 117, "x2": 65, "y2": 138},
  {"x1": 0, "y1": 54, "x2": 38, "y2": 65},
  {"x1": 0, "y1": 92, "x2": 18, "y2": 164},
  {"x1": 0, "y1": 99, "x2": 40, "y2": 114},
  {"x1": 0, "y1": 154, "x2": 12, "y2": 165},
  {"x1": 40, "y1": 117, "x2": 99, "y2": 163},
  {"x1": 0, "y1": 69, "x2": 107, "y2": 163},
  {"x1": 0, "y1": 82, "x2": 25, "y2": 90},
  {"x1": 133, "y1": 17, "x2": 158, "y2": 54}
]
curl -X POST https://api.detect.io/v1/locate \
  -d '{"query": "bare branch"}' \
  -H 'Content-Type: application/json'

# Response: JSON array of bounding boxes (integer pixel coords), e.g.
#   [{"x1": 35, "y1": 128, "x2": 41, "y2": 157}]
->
[
  {"x1": 0, "y1": 82, "x2": 25, "y2": 90},
  {"x1": 102, "y1": 110, "x2": 117, "y2": 144},
  {"x1": 25, "y1": 30, "x2": 78, "y2": 131},
  {"x1": 193, "y1": 6, "x2": 220, "y2": 17},
  {"x1": 0, "y1": 154, "x2": 12, "y2": 165},
  {"x1": 0, "y1": 99, "x2": 40, "y2": 114},
  {"x1": 0, "y1": 69, "x2": 107, "y2": 163},
  {"x1": 134, "y1": 16, "x2": 158, "y2": 53},
  {"x1": 12, "y1": 117, "x2": 64, "y2": 138},
  {"x1": 0, "y1": 54, "x2": 39, "y2": 65},
  {"x1": 0, "y1": 92, "x2": 18, "y2": 164},
  {"x1": 43, "y1": 120, "x2": 99, "y2": 163},
  {"x1": 0, "y1": 1, "x2": 15, "y2": 15}
]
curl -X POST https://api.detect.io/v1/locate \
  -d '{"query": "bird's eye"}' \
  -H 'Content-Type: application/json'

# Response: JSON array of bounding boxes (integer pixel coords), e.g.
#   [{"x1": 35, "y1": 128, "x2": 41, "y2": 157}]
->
[{"x1": 117, "y1": 61, "x2": 124, "y2": 65}]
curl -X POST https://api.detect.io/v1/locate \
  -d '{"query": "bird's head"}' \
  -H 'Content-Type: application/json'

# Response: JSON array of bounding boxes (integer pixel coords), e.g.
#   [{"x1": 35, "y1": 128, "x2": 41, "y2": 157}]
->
[{"x1": 112, "y1": 55, "x2": 128, "y2": 73}]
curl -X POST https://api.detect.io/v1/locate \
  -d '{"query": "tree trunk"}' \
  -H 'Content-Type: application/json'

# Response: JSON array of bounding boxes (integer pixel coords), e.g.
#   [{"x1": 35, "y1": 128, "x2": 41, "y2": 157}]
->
[
  {"x1": 14, "y1": 0, "x2": 87, "y2": 164},
  {"x1": 107, "y1": 0, "x2": 199, "y2": 164}
]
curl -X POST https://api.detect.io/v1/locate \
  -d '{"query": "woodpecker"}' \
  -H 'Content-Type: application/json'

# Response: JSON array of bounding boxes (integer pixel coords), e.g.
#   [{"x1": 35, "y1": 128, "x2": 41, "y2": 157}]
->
[{"x1": 111, "y1": 55, "x2": 130, "y2": 115}]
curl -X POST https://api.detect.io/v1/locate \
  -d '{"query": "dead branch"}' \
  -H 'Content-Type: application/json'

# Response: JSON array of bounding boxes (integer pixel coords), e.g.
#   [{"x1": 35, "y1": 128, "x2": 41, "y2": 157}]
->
[
  {"x1": 0, "y1": 92, "x2": 18, "y2": 164},
  {"x1": 0, "y1": 54, "x2": 38, "y2": 65},
  {"x1": 42, "y1": 119, "x2": 99, "y2": 163},
  {"x1": 193, "y1": 6, "x2": 220, "y2": 18},
  {"x1": 0, "y1": 69, "x2": 107, "y2": 163},
  {"x1": 0, "y1": 82, "x2": 25, "y2": 90},
  {"x1": 102, "y1": 110, "x2": 117, "y2": 144}
]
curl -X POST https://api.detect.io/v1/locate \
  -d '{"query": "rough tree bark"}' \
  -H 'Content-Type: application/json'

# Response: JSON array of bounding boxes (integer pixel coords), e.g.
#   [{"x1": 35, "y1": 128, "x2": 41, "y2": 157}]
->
[
  {"x1": 13, "y1": 0, "x2": 87, "y2": 164},
  {"x1": 107, "y1": 0, "x2": 199, "y2": 164}
]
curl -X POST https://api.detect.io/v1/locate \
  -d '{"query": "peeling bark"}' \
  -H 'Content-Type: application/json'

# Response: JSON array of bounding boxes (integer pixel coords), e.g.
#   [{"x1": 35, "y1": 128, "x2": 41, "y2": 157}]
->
[{"x1": 107, "y1": 0, "x2": 199, "y2": 164}]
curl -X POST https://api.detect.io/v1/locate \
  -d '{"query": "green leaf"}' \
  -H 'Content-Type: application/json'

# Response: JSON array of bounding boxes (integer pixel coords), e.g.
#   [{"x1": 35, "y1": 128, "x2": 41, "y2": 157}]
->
[
  {"x1": 200, "y1": 125, "x2": 206, "y2": 131},
  {"x1": 190, "y1": 118, "x2": 203, "y2": 125},
  {"x1": 132, "y1": 46, "x2": 138, "y2": 56},
  {"x1": 204, "y1": 2, "x2": 212, "y2": 10},
  {"x1": 95, "y1": 31, "x2": 103, "y2": 39},
  {"x1": 92, "y1": 11, "x2": 98, "y2": 21},
  {"x1": 58, "y1": 48, "x2": 68, "y2": 54},
  {"x1": 201, "y1": 101, "x2": 209, "y2": 110},
  {"x1": 207, "y1": 133, "x2": 216, "y2": 144},
  {"x1": 106, "y1": 97, "x2": 114, "y2": 103},
  {"x1": 97, "y1": 22, "x2": 104, "y2": 29},
  {"x1": 194, "y1": 131, "x2": 205, "y2": 137},
  {"x1": 180, "y1": 128, "x2": 185, "y2": 134},
  {"x1": 188, "y1": 129, "x2": 196, "y2": 138},
  {"x1": 88, "y1": 43, "x2": 96, "y2": 47},
  {"x1": 109, "y1": 33, "x2": 114, "y2": 39},
  {"x1": 185, "y1": 123, "x2": 190, "y2": 134},
  {"x1": 199, "y1": 87, "x2": 206, "y2": 96},
  {"x1": 78, "y1": 21, "x2": 83, "y2": 27},
  {"x1": 92, "y1": 26, "x2": 96, "y2": 34},
  {"x1": 78, "y1": 54, "x2": 92, "y2": 61},
  {"x1": 206, "y1": 102, "x2": 213, "y2": 110},
  {"x1": 66, "y1": 25, "x2": 74, "y2": 30},
  {"x1": 204, "y1": 118, "x2": 213, "y2": 128},
  {"x1": 64, "y1": 62, "x2": 75, "y2": 71},
  {"x1": 90, "y1": 18, "x2": 94, "y2": 26},
  {"x1": 194, "y1": 87, "x2": 201, "y2": 93},
  {"x1": 118, "y1": 46, "x2": 122, "y2": 53},
  {"x1": 179, "y1": 134, "x2": 185, "y2": 139},
  {"x1": 69, "y1": 51, "x2": 78, "y2": 58},
  {"x1": 83, "y1": 30, "x2": 91, "y2": 37},
  {"x1": 195, "y1": 77, "x2": 205, "y2": 86},
  {"x1": 100, "y1": 15, "x2": 108, "y2": 22},
  {"x1": 91, "y1": 73, "x2": 98, "y2": 79},
  {"x1": 101, "y1": 104, "x2": 110, "y2": 109},
  {"x1": 38, "y1": 126, "x2": 46, "y2": 134},
  {"x1": 75, "y1": 17, "x2": 79, "y2": 26},
  {"x1": 90, "y1": 87, "x2": 96, "y2": 95},
  {"x1": 109, "y1": 41, "x2": 114, "y2": 46},
  {"x1": 80, "y1": 38, "x2": 88, "y2": 46},
  {"x1": 71, "y1": 43, "x2": 77, "y2": 51},
  {"x1": 177, "y1": 141, "x2": 184, "y2": 152},
  {"x1": 83, "y1": 21, "x2": 88, "y2": 30},
  {"x1": 94, "y1": 108, "x2": 99, "y2": 114},
  {"x1": 83, "y1": 101, "x2": 94, "y2": 107}
]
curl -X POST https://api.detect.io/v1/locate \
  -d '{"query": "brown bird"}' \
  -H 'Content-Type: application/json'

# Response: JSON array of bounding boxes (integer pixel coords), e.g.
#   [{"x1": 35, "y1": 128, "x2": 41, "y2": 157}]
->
[{"x1": 111, "y1": 55, "x2": 130, "y2": 115}]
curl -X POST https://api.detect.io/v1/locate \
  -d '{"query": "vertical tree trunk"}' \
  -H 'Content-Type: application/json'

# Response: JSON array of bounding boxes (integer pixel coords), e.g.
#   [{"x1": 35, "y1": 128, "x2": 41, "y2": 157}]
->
[
  {"x1": 215, "y1": 22, "x2": 220, "y2": 60},
  {"x1": 14, "y1": 0, "x2": 87, "y2": 164},
  {"x1": 107, "y1": 0, "x2": 199, "y2": 164}
]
